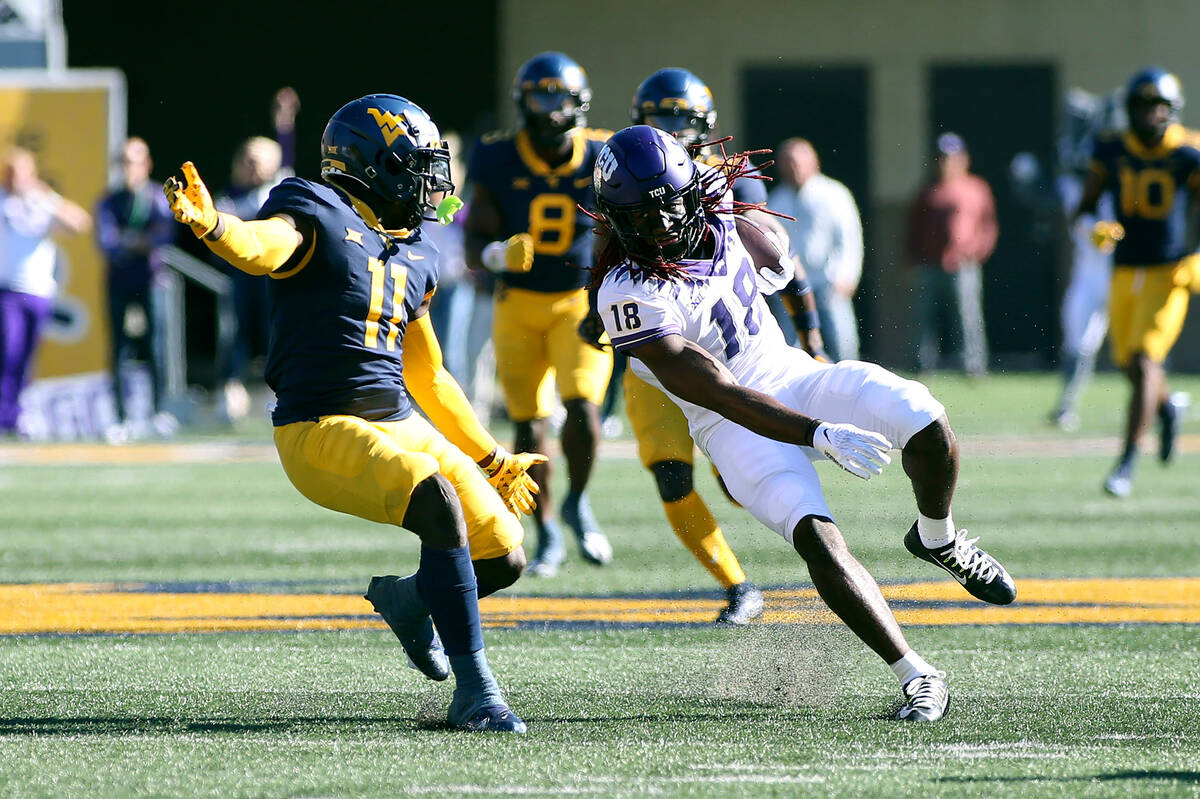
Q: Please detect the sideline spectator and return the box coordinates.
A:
[0,147,91,436]
[768,138,863,361]
[95,137,177,441]
[213,87,299,421]
[905,132,997,376]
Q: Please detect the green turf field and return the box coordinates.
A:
[1,372,1198,798]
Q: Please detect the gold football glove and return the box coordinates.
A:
[1090,220,1125,253]
[478,447,547,517]
[164,161,219,237]
[481,233,535,273]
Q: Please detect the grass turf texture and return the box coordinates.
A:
[1,372,1198,797]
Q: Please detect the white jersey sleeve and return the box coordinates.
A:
[597,268,688,353]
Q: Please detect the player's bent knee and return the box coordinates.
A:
[474,550,525,597]
[563,397,599,422]
[904,414,956,458]
[791,515,848,565]
[401,473,467,549]
[650,460,693,503]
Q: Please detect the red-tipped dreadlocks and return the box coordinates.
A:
[585,137,795,288]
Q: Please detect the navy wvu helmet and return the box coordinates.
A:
[1125,68,1184,140]
[320,94,454,230]
[631,68,718,149]
[594,125,705,263]
[512,52,591,145]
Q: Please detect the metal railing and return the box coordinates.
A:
[152,244,235,402]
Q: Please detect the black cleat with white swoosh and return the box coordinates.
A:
[904,523,1016,605]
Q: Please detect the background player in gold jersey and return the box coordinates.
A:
[1076,68,1200,497]
[465,52,614,576]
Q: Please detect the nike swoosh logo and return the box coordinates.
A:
[939,560,969,584]
[407,251,425,260]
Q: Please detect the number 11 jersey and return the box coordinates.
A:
[258,177,440,426]
[597,212,804,448]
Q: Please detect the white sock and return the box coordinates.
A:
[889,650,937,687]
[917,512,955,549]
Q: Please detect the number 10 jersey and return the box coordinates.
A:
[597,212,805,449]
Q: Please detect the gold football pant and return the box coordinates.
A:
[273,413,523,560]
[1108,258,1195,366]
[492,286,612,421]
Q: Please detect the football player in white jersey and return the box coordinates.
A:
[592,126,1018,722]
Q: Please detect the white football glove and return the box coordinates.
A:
[812,422,892,480]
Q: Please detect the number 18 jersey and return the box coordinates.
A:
[597,213,804,447]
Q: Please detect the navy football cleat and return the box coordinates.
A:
[904,524,1016,605]
[715,581,763,625]
[448,694,527,733]
[364,575,449,681]
[898,672,949,722]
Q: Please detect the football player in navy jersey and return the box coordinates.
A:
[1075,68,1200,497]
[465,52,615,576]
[164,94,541,733]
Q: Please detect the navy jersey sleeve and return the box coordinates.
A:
[416,234,441,298]
[257,177,327,222]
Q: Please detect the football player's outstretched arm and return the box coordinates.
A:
[164,161,304,274]
[402,297,546,515]
[629,333,889,479]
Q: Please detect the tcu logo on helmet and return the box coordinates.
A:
[596,145,618,181]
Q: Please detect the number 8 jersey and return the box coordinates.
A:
[258,177,440,426]
[597,212,804,447]
[467,127,610,292]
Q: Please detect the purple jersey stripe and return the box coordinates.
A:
[612,325,681,352]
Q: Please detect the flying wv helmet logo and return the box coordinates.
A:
[366,107,423,147]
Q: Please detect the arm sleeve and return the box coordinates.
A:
[598,276,688,354]
[402,313,498,462]
[203,214,303,276]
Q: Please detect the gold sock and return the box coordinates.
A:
[663,491,746,589]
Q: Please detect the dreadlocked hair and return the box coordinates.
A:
[586,137,794,289]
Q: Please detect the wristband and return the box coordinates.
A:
[790,276,813,297]
[804,417,823,448]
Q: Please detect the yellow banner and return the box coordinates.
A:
[0,81,115,378]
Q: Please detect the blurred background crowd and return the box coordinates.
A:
[1,0,1197,441]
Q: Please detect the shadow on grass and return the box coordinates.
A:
[0,717,428,735]
[938,771,1200,785]
[0,704,812,737]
